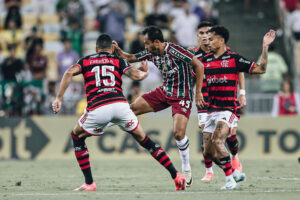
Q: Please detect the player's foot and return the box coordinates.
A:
[201,172,213,182]
[183,170,192,187]
[232,169,246,183]
[232,157,243,172]
[220,177,238,190]
[74,182,97,191]
[174,172,186,191]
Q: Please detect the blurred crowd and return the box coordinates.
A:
[0,0,219,116]
[0,0,299,117]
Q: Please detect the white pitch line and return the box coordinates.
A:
[10,189,300,196]
[255,177,300,181]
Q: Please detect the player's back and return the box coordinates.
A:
[76,52,132,111]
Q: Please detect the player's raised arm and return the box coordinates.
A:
[125,61,149,81]
[113,41,138,62]
[238,72,246,107]
[52,64,81,114]
[251,29,276,74]
[190,56,205,107]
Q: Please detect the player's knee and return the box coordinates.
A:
[173,130,185,141]
[212,138,223,150]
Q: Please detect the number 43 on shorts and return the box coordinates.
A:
[179,100,191,109]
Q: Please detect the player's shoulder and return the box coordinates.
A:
[168,42,188,52]
[226,50,241,58]
[201,52,214,62]
[195,48,207,59]
[167,42,194,58]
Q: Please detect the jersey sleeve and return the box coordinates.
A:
[134,50,152,61]
[235,54,256,74]
[169,44,195,64]
[74,58,84,73]
[119,58,133,75]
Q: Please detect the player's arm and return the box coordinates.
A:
[190,56,205,107]
[125,61,149,81]
[52,64,80,114]
[112,41,138,62]
[251,29,276,74]
[238,72,246,107]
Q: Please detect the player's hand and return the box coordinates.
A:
[188,46,197,52]
[238,94,247,108]
[139,60,149,72]
[195,92,205,108]
[112,40,121,54]
[52,98,62,114]
[263,29,276,47]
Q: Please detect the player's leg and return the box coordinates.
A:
[227,127,242,172]
[72,123,96,191]
[131,87,169,116]
[211,121,238,189]
[172,113,193,186]
[212,119,245,189]
[201,130,214,182]
[129,124,185,190]
[198,113,214,181]
[117,102,185,190]
[130,96,154,115]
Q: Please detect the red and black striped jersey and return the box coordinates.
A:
[192,47,209,113]
[135,42,194,100]
[201,49,255,114]
[75,52,132,111]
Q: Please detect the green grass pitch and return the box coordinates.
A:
[0,159,299,200]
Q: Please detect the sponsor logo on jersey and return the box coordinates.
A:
[239,58,251,64]
[207,75,228,85]
[169,48,187,60]
[222,55,230,59]
[97,88,117,93]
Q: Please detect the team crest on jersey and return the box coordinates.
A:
[162,63,168,71]
[221,60,229,68]
[125,120,135,128]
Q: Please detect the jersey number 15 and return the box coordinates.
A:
[91,65,115,87]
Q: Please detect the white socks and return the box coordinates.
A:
[206,167,213,173]
[176,136,191,171]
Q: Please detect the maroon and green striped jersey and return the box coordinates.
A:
[201,49,255,115]
[75,52,132,111]
[135,42,194,100]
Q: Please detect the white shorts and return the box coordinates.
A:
[78,102,139,136]
[203,111,239,135]
[198,113,208,127]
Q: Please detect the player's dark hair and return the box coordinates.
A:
[209,25,230,43]
[96,34,112,49]
[197,21,212,29]
[142,26,164,42]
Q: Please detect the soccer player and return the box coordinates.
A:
[201,26,275,189]
[113,26,205,187]
[52,34,186,191]
[192,21,245,182]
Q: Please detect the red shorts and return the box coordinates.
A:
[142,87,192,119]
